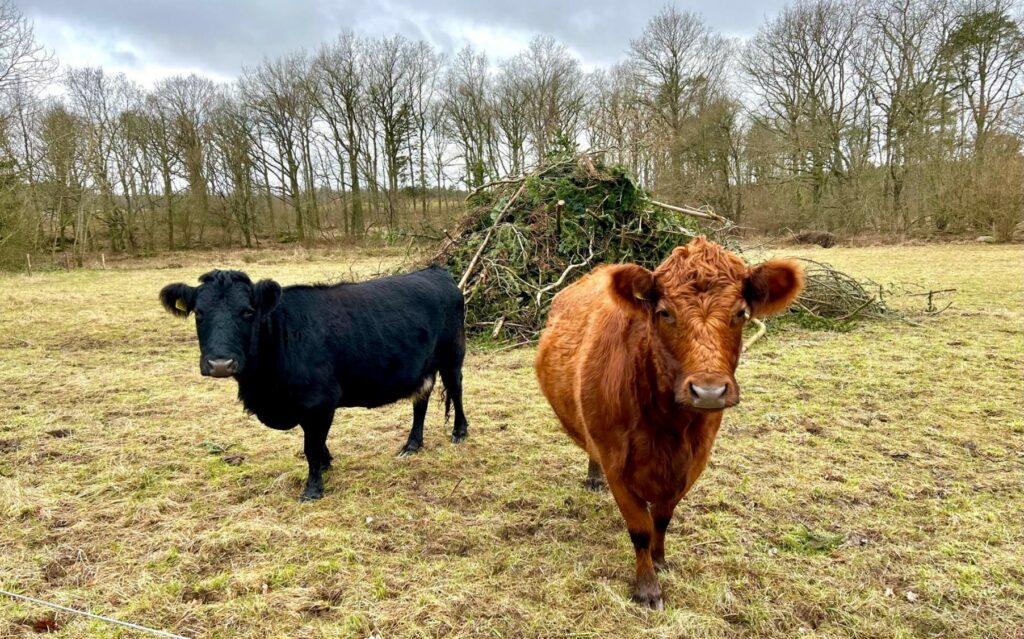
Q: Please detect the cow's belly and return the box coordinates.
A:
[256,412,300,430]
[338,365,433,409]
[240,380,340,427]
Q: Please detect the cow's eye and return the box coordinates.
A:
[656,307,673,322]
[241,308,255,320]
[735,307,750,323]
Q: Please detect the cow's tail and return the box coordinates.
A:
[442,386,452,424]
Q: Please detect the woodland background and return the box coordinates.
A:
[0,0,1022,269]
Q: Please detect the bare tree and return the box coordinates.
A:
[154,75,216,245]
[312,32,369,234]
[944,0,1024,153]
[208,90,260,246]
[513,35,586,160]
[365,35,416,230]
[241,55,310,241]
[409,41,444,217]
[629,8,728,136]
[494,60,530,176]
[65,68,143,254]
[743,0,871,228]
[37,102,86,245]
[587,64,654,181]
[442,46,494,189]
[0,0,54,94]
[863,0,957,228]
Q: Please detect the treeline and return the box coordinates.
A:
[0,0,1022,267]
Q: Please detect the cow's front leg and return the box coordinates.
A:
[650,497,682,572]
[299,410,334,501]
[605,469,661,609]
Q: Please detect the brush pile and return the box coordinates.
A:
[428,150,899,342]
[791,258,894,322]
[428,150,732,341]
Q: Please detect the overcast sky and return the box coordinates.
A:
[20,0,788,86]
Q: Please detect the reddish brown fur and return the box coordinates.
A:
[535,237,804,608]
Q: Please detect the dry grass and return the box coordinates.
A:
[1,244,1022,638]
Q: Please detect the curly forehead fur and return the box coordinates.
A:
[198,270,252,287]
[653,237,747,293]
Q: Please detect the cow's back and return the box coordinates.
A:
[536,266,631,454]
[242,264,465,415]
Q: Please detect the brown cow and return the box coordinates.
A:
[535,237,803,608]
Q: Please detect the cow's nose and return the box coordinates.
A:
[205,358,237,378]
[689,382,729,409]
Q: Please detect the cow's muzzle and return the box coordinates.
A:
[202,358,238,378]
[676,373,739,411]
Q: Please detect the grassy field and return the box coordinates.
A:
[1,243,1022,638]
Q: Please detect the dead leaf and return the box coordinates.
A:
[0,438,22,453]
[31,615,61,633]
[802,419,823,435]
[221,453,246,466]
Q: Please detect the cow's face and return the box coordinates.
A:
[611,237,803,411]
[160,270,281,378]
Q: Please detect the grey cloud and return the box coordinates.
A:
[109,45,139,68]
[21,0,788,79]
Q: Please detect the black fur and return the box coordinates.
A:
[160,264,469,500]
[629,531,651,552]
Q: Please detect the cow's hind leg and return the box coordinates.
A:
[439,365,468,444]
[583,458,607,492]
[399,373,435,457]
[299,410,334,501]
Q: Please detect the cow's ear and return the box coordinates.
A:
[744,259,804,318]
[253,279,282,315]
[609,264,658,312]
[160,283,197,318]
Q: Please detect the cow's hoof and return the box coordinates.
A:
[451,432,468,444]
[632,589,663,610]
[583,477,608,492]
[632,575,663,610]
[398,442,421,457]
[300,486,324,502]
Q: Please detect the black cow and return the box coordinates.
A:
[159,264,469,500]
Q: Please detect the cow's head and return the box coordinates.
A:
[159,270,281,378]
[610,237,803,411]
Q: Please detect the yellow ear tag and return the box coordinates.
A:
[634,290,646,300]
[175,299,188,312]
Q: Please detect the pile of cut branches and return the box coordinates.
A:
[791,258,895,323]
[428,150,902,343]
[428,150,732,341]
